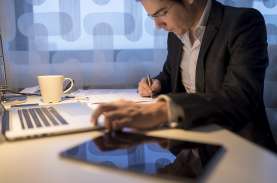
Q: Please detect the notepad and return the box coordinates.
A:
[72,89,153,104]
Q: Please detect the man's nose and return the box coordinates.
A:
[154,18,166,29]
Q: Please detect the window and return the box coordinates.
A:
[0,0,168,90]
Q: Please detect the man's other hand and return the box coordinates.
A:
[91,100,168,131]
[138,78,161,97]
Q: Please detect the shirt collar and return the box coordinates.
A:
[178,0,212,44]
[196,0,212,28]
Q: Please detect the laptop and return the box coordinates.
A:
[0,102,104,140]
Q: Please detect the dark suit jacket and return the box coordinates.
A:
[155,0,276,151]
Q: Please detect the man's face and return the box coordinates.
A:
[140,0,196,36]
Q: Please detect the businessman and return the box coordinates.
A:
[92,0,276,151]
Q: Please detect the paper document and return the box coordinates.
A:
[20,85,40,94]
[71,89,153,104]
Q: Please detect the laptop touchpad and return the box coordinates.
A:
[53,103,92,123]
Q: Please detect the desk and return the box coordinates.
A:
[1,90,277,183]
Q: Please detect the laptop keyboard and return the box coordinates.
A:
[17,107,68,130]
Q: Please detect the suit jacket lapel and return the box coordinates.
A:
[196,26,218,92]
[173,38,184,92]
[196,0,223,93]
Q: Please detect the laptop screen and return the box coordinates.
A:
[0,101,5,134]
[61,131,224,181]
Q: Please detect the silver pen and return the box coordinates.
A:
[147,74,153,98]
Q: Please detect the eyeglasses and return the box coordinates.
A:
[148,2,176,19]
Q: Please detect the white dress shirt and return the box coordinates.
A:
[179,0,212,93]
[158,0,212,126]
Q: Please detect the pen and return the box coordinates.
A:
[64,95,75,99]
[147,74,153,98]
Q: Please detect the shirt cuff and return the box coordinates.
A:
[156,95,185,128]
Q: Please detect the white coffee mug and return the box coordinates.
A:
[38,75,74,103]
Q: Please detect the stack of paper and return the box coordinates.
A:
[71,89,153,104]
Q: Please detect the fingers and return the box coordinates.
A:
[103,108,138,130]
[91,101,137,130]
[105,117,131,131]
[151,79,161,94]
[138,78,153,97]
[138,78,161,97]
[91,104,118,126]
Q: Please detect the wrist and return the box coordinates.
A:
[153,100,168,125]
[155,95,185,128]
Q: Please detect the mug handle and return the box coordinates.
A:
[63,78,74,94]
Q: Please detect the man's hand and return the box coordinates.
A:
[138,78,161,97]
[91,100,168,131]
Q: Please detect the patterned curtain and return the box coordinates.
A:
[0,0,277,90]
[0,0,167,90]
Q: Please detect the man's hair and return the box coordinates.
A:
[136,0,183,2]
[135,0,184,5]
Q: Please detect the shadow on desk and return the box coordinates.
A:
[0,135,5,144]
[191,125,222,133]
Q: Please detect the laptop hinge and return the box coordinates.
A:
[1,110,9,134]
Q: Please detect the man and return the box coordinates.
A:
[92,0,276,151]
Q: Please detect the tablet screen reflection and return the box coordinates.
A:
[61,131,223,181]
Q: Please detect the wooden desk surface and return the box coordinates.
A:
[1,92,277,183]
[0,126,277,183]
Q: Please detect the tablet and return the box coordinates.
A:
[60,131,224,182]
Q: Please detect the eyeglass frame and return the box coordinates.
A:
[148,2,176,19]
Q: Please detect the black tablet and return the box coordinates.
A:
[60,131,224,182]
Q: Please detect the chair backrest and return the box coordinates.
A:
[264,45,277,144]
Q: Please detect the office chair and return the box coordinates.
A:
[264,44,277,145]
